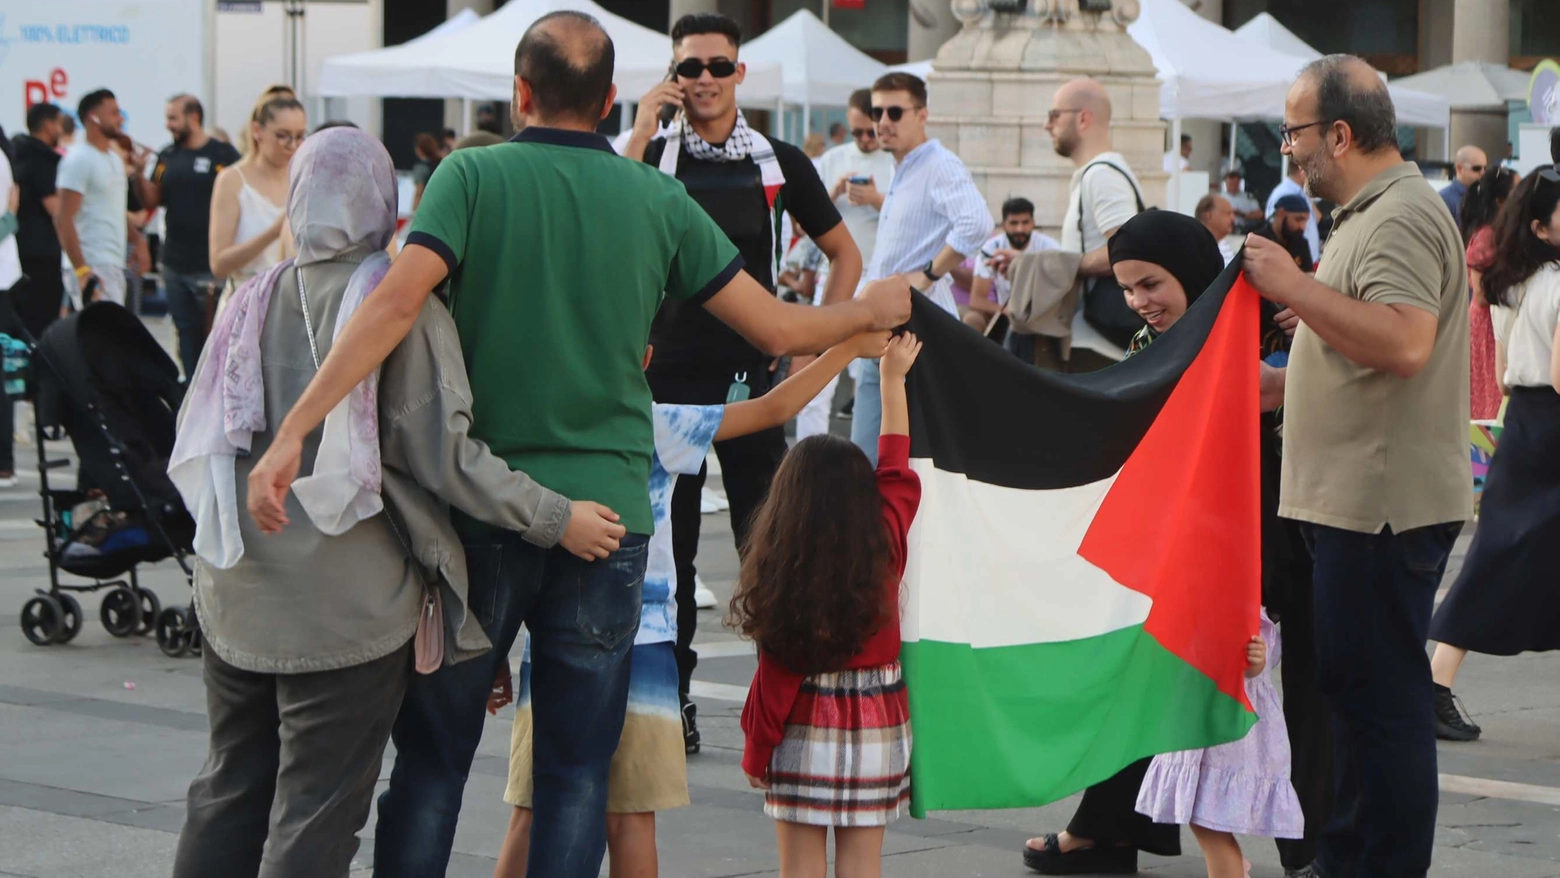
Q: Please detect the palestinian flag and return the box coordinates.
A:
[900,262,1262,816]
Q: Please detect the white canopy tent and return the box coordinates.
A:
[887,59,934,79]
[1393,61,1534,111]
[319,0,783,114]
[1232,12,1452,130]
[736,10,887,138]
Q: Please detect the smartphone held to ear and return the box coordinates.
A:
[658,63,681,127]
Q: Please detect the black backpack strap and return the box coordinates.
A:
[1076,160,1146,251]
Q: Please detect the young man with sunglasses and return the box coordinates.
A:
[623,12,862,756]
[848,71,992,464]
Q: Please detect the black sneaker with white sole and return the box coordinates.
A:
[682,701,701,754]
[1434,687,1481,741]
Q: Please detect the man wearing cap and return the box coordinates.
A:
[1221,163,1265,226]
[1255,194,1315,274]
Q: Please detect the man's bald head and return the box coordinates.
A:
[1452,144,1488,186]
[514,10,615,126]
[1058,77,1113,126]
[1294,54,1398,155]
[1048,77,1114,161]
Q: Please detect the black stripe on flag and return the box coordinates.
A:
[905,256,1242,490]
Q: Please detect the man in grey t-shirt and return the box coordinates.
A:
[54,89,130,306]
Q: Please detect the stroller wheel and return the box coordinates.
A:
[100,587,141,638]
[155,607,193,658]
[133,588,161,636]
[20,595,64,646]
[55,594,84,644]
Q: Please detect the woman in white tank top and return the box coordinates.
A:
[209,96,305,291]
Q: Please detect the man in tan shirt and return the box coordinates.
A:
[1243,56,1469,878]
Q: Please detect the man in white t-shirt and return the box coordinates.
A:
[1266,161,1321,264]
[1045,78,1145,370]
[806,89,898,436]
[1163,133,1192,174]
[816,89,899,271]
[54,89,130,306]
[964,197,1059,330]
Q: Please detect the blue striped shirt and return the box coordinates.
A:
[865,139,994,314]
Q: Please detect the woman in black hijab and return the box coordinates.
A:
[1024,211,1328,878]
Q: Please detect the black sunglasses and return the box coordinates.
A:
[674,58,738,80]
[869,105,917,122]
[1279,119,1332,147]
[850,127,876,139]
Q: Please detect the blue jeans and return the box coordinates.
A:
[849,358,882,465]
[1304,521,1462,878]
[162,267,214,380]
[372,530,648,878]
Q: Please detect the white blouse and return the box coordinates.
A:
[1492,263,1560,389]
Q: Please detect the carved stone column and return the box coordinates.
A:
[924,0,1168,236]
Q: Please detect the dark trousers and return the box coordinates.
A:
[373,530,648,878]
[1274,556,1333,872]
[1066,758,1182,856]
[172,642,412,878]
[649,368,787,699]
[162,266,215,380]
[1305,521,1462,878]
[14,258,64,341]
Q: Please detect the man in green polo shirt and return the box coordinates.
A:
[1243,55,1468,878]
[242,11,909,878]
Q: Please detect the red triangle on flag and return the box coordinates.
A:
[1077,276,1263,709]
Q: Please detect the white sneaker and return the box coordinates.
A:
[0,475,16,489]
[700,488,730,515]
[694,576,717,609]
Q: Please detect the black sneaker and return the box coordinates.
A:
[1434,688,1481,741]
[682,701,701,754]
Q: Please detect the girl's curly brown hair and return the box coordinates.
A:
[727,434,894,676]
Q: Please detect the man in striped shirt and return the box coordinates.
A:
[850,71,993,463]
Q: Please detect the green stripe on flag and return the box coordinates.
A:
[901,625,1256,817]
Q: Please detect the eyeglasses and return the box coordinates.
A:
[273,130,306,147]
[850,127,877,140]
[1046,108,1083,123]
[869,105,917,122]
[1468,164,1486,173]
[674,58,738,80]
[1279,119,1331,147]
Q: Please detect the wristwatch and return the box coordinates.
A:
[922,262,944,282]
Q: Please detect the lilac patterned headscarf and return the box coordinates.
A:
[170,128,399,566]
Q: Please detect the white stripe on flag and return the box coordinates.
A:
[901,459,1151,649]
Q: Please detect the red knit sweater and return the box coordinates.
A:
[739,433,922,778]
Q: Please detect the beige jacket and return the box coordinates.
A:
[190,260,570,674]
[1006,249,1084,340]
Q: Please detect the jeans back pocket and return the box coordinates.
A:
[574,535,649,651]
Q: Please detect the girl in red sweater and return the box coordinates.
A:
[730,332,923,878]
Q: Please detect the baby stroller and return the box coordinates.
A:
[9,293,202,657]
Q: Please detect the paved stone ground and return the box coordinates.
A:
[0,316,1558,877]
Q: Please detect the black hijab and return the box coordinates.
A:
[1106,209,1226,309]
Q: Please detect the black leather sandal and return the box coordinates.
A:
[1022,833,1139,875]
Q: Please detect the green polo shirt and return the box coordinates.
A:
[406,127,743,535]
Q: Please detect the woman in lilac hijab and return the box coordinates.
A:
[170,127,579,877]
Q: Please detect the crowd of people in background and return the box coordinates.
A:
[2,7,1559,878]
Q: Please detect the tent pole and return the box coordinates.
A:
[1171,117,1183,214]
[1228,120,1239,172]
[803,100,812,140]
[777,98,785,138]
[1443,126,1451,163]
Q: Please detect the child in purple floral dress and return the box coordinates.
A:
[1136,609,1303,877]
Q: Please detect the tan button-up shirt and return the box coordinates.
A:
[1280,162,1471,534]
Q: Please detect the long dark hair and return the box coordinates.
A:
[1483,170,1560,309]
[727,435,894,676]
[1459,164,1518,244]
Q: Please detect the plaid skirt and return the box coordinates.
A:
[765,661,912,827]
